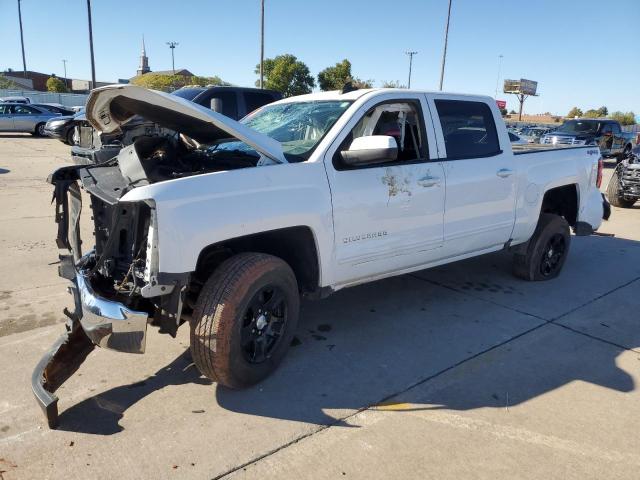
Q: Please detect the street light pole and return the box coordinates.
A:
[494,54,503,98]
[166,42,179,74]
[62,59,68,90]
[405,51,417,89]
[86,0,96,90]
[259,0,265,89]
[438,0,452,91]
[17,0,27,78]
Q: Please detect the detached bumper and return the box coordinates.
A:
[32,258,148,428]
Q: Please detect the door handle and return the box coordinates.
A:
[418,175,441,187]
[496,168,514,178]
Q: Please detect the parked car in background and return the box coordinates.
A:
[607,144,640,208]
[171,86,282,120]
[44,110,85,145]
[0,103,61,136]
[508,132,528,144]
[520,126,553,143]
[542,119,634,161]
[0,96,30,104]
[33,103,76,116]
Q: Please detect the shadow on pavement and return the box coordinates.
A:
[57,235,640,435]
[0,168,9,174]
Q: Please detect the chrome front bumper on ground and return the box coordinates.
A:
[32,257,148,428]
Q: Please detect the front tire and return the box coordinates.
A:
[190,253,299,389]
[513,213,571,281]
[606,168,636,208]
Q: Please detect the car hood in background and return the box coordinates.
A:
[86,85,286,163]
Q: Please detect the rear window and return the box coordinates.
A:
[244,92,276,115]
[435,100,501,159]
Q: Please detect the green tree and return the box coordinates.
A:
[46,76,67,93]
[609,111,637,126]
[255,54,315,97]
[566,107,583,118]
[0,74,20,89]
[596,106,608,117]
[381,80,406,88]
[509,109,517,115]
[583,109,600,118]
[318,59,352,91]
[499,108,508,116]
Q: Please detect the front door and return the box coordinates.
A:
[325,94,445,286]
[429,96,516,255]
[0,104,15,131]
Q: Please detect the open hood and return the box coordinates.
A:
[85,85,286,163]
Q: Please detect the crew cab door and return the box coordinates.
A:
[609,122,625,153]
[324,93,444,286]
[428,95,516,255]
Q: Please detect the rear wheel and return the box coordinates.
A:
[606,168,636,208]
[513,213,571,281]
[190,253,299,389]
[33,123,46,137]
[65,128,75,145]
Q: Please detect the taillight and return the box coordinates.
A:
[596,157,603,188]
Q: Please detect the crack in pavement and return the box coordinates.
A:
[213,274,640,478]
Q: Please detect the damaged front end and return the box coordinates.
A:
[32,164,187,428]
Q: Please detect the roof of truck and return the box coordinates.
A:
[275,88,493,103]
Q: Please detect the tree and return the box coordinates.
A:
[381,80,406,88]
[596,106,608,117]
[583,109,600,118]
[130,73,227,92]
[609,111,637,126]
[509,109,517,115]
[318,59,352,91]
[255,54,315,97]
[499,108,508,116]
[0,74,20,89]
[46,76,67,93]
[566,107,582,118]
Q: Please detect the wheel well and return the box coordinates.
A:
[540,184,578,226]
[194,226,320,295]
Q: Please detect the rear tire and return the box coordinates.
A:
[33,123,46,137]
[513,213,571,281]
[190,253,299,389]
[606,168,636,208]
[65,128,75,145]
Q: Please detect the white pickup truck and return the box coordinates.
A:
[34,85,608,427]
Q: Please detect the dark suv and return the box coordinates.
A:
[171,86,282,120]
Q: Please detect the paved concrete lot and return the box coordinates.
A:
[0,135,638,479]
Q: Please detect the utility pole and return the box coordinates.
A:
[259,0,265,88]
[494,54,503,98]
[438,0,452,91]
[166,42,179,74]
[405,51,417,89]
[17,0,27,78]
[86,0,96,89]
[62,59,68,90]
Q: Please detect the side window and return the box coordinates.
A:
[434,100,501,159]
[601,124,612,134]
[12,105,37,115]
[244,92,276,114]
[610,123,621,134]
[334,100,426,169]
[0,105,9,115]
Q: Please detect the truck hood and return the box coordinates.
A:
[85,84,287,163]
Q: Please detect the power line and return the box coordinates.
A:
[405,51,418,89]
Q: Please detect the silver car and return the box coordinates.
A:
[0,103,60,136]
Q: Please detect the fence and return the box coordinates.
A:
[0,89,88,108]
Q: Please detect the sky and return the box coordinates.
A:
[1,0,639,116]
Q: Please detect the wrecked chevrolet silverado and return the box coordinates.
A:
[34,85,608,428]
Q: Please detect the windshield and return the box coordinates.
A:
[211,100,352,162]
[556,120,600,135]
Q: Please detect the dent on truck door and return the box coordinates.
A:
[325,96,445,286]
[432,98,516,254]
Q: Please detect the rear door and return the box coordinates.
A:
[324,93,445,286]
[0,104,14,131]
[12,104,42,132]
[428,96,516,255]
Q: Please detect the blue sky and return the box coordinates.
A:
[2,0,639,115]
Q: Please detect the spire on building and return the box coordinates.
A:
[137,35,151,76]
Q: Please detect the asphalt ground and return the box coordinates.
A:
[0,134,638,479]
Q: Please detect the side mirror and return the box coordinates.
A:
[341,135,398,167]
[210,98,224,113]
